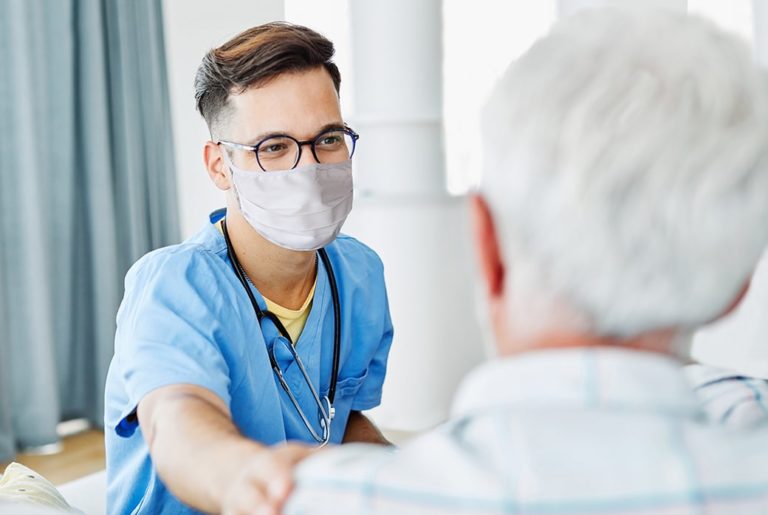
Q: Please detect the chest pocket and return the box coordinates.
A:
[333,368,368,399]
[326,368,370,444]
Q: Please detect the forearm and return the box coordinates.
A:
[342,411,391,445]
[145,393,264,512]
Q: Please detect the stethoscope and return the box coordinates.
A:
[220,216,341,446]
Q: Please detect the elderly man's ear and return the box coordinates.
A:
[470,194,505,300]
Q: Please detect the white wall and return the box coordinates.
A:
[443,1,557,195]
[162,0,285,239]
[693,253,768,379]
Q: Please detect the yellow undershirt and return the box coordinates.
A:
[217,220,316,343]
[263,280,316,344]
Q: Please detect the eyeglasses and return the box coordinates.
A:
[218,126,359,172]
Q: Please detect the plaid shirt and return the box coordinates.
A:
[287,348,768,514]
[686,364,768,429]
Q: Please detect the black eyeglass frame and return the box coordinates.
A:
[217,125,359,172]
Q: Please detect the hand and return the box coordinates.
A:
[220,442,316,515]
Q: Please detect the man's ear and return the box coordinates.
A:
[203,141,232,191]
[469,194,505,299]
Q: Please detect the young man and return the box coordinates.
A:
[286,8,768,514]
[104,22,393,514]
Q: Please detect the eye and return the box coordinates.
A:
[316,132,345,149]
[321,135,342,145]
[260,142,288,154]
[257,136,294,158]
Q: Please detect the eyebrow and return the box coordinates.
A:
[242,122,346,146]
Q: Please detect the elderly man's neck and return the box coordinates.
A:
[501,329,680,358]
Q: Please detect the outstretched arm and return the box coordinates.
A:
[138,384,315,514]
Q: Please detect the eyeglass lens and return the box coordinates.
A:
[255,129,355,171]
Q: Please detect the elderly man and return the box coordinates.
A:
[286,8,768,514]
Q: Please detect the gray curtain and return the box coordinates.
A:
[0,0,179,462]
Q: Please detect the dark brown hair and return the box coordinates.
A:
[194,22,341,133]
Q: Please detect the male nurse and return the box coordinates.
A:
[104,22,393,515]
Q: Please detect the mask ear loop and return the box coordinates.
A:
[219,148,246,211]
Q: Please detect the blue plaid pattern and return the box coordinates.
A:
[687,364,768,428]
[288,348,768,514]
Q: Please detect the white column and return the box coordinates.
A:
[753,0,768,65]
[348,0,444,196]
[345,0,484,431]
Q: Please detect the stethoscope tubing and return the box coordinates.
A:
[221,218,342,415]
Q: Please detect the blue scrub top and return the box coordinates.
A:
[104,214,394,514]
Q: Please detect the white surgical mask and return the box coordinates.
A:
[223,151,354,251]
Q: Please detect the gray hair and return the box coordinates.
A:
[480,8,768,337]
